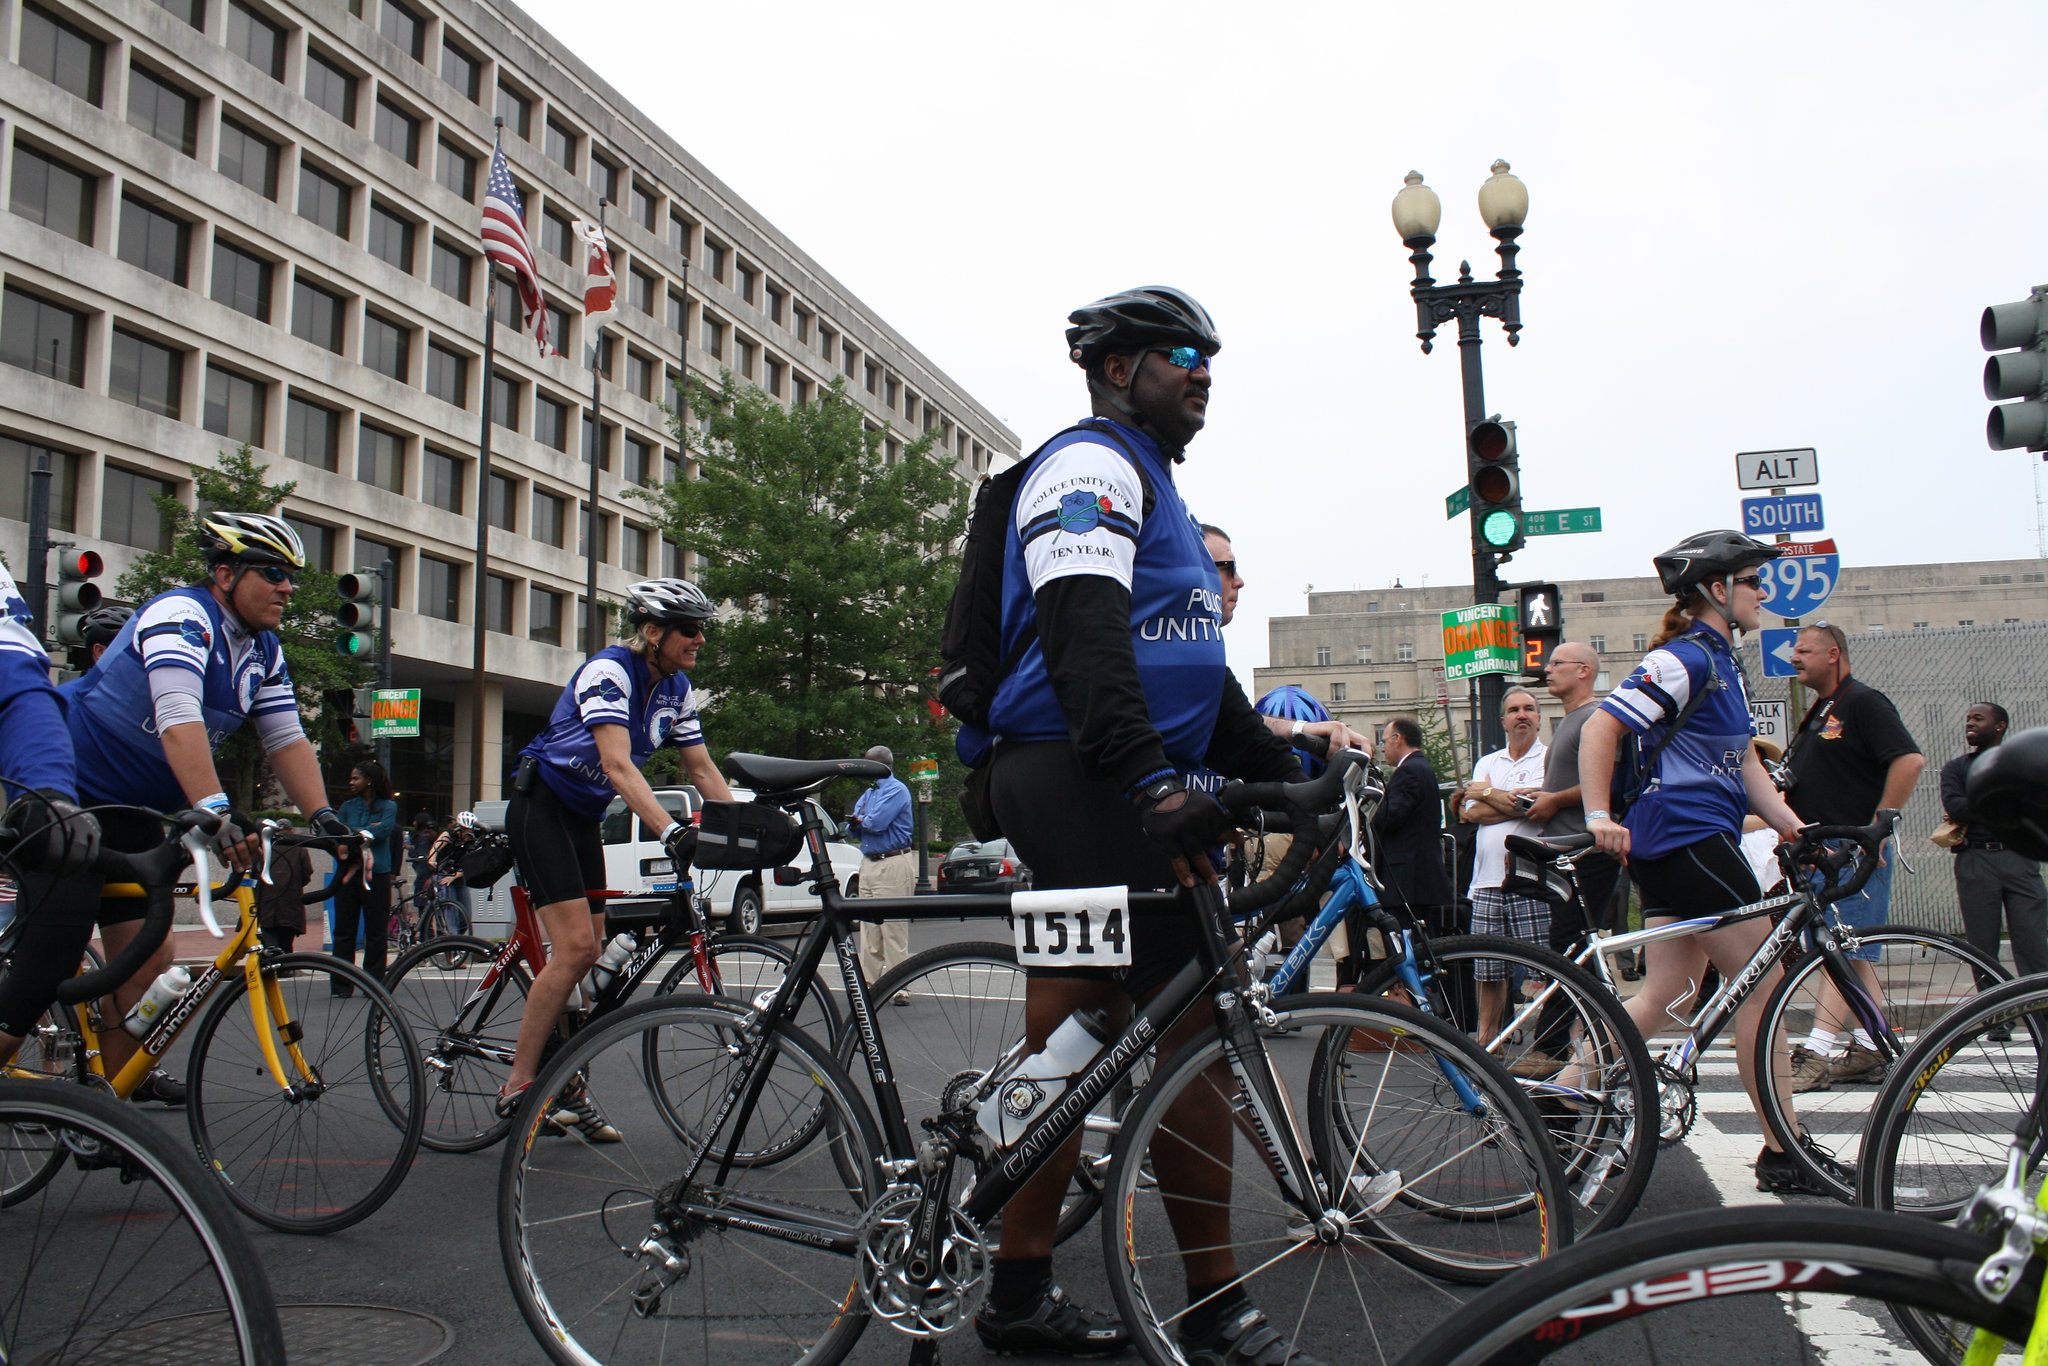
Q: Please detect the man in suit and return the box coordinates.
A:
[1371,716,1455,934]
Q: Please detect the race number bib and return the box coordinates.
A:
[1011,887,1132,968]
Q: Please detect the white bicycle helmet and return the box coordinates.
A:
[624,578,713,626]
[199,512,306,569]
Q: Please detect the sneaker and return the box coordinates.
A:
[1987,1025,2016,1044]
[1754,1142,1856,1196]
[130,1069,187,1107]
[548,1082,621,1143]
[1181,1303,1328,1366]
[1507,1049,1563,1080]
[975,1283,1128,1357]
[1787,1045,1833,1094]
[1822,1042,1887,1086]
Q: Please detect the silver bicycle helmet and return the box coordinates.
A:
[199,512,306,569]
[624,578,713,626]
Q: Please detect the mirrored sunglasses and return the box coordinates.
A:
[252,565,298,585]
[1159,346,1212,372]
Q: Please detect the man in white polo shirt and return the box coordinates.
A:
[1460,687,1550,1044]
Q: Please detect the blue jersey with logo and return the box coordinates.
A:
[977,421,1226,769]
[1600,627,1755,861]
[65,588,295,809]
[520,645,703,821]
[0,556,76,801]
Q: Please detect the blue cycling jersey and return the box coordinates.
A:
[519,645,703,821]
[976,420,1225,768]
[0,555,77,802]
[65,588,295,809]
[1601,627,1756,861]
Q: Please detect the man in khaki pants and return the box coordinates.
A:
[848,745,916,993]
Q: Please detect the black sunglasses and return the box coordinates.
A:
[1732,574,1764,590]
[1153,346,1212,373]
[669,620,707,639]
[1213,560,1238,578]
[251,565,298,586]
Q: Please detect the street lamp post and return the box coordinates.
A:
[1393,161,1529,756]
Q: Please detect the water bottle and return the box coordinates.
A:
[123,966,192,1037]
[584,933,637,997]
[976,1010,1112,1146]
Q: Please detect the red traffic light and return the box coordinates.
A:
[61,550,102,580]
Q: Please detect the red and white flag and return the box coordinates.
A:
[480,139,553,357]
[572,219,616,326]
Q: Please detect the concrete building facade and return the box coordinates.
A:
[1254,557,2048,767]
[1,0,1017,811]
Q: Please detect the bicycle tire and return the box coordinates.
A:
[0,1077,289,1364]
[424,898,471,967]
[1755,925,2008,1202]
[380,934,531,1153]
[1104,994,1570,1366]
[1358,934,1658,1240]
[0,999,85,1206]
[187,952,426,1233]
[499,995,883,1366]
[1390,1203,2033,1365]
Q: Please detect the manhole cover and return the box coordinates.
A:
[24,1303,453,1365]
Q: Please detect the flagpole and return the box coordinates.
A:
[469,121,505,810]
[585,198,607,652]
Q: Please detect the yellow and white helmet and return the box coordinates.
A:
[200,512,306,569]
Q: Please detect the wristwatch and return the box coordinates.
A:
[1585,809,1613,822]
[1290,719,1307,739]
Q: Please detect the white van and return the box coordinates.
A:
[599,786,863,933]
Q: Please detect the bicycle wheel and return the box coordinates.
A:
[1359,934,1656,1239]
[500,996,883,1366]
[0,999,86,1206]
[380,934,531,1153]
[0,1077,288,1364]
[653,929,840,1046]
[1756,925,2008,1202]
[424,898,470,967]
[1104,995,1570,1366]
[1391,1204,2032,1365]
[187,952,426,1233]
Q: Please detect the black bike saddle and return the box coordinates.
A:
[1503,832,1596,865]
[723,752,890,799]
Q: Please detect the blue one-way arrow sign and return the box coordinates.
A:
[1761,627,1800,677]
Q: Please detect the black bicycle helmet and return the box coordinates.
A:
[1652,530,1782,597]
[199,512,306,569]
[1065,287,1221,367]
[1965,727,2048,860]
[77,603,133,648]
[624,578,713,626]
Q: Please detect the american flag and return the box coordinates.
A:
[481,140,552,356]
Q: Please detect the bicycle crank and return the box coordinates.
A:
[1655,1062,1697,1147]
[856,1186,989,1337]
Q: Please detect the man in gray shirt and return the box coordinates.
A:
[1525,642,1622,942]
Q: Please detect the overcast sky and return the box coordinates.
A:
[521,0,2048,688]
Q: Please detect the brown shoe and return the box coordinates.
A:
[1507,1048,1564,1079]
[1822,1041,1887,1086]
[1787,1044,1833,1094]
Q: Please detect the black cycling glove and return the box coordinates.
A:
[2,790,101,873]
[1131,775,1230,886]
[662,823,698,877]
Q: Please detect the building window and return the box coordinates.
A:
[1397,642,1415,662]
[590,152,620,204]
[1580,591,1606,603]
[226,2,287,80]
[20,4,104,106]
[373,98,421,166]
[419,555,461,622]
[217,116,280,200]
[581,506,607,560]
[379,0,427,60]
[366,202,416,273]
[1959,619,1976,627]
[154,0,204,23]
[297,164,353,238]
[108,329,184,418]
[361,311,410,382]
[623,182,655,231]
[283,516,332,571]
[495,83,531,139]
[702,315,725,360]
[764,285,786,325]
[542,116,576,172]
[1869,623,1888,632]
[620,522,648,574]
[436,139,477,201]
[792,307,812,344]
[211,239,272,321]
[11,145,98,245]
[703,238,727,281]
[426,341,469,409]
[668,211,693,258]
[101,465,173,552]
[440,39,482,102]
[733,264,757,305]
[540,208,573,263]
[400,450,456,520]
[487,472,516,530]
[623,350,655,401]
[490,370,520,430]
[532,490,566,547]
[1355,646,1371,664]
[353,535,400,592]
[546,302,573,357]
[884,375,899,409]
[1913,621,1929,629]
[1315,646,1332,667]
[734,336,756,379]
[1,288,84,387]
[534,394,570,451]
[1366,601,1380,613]
[1590,634,1607,654]
[791,374,810,406]
[291,277,347,353]
[484,572,515,633]
[305,50,358,124]
[665,291,687,337]
[284,393,341,470]
[430,237,473,303]
[357,421,404,492]
[763,356,784,396]
[1329,681,1348,703]
[0,436,79,530]
[2027,572,2047,584]
[203,363,267,445]
[580,415,611,470]
[529,587,562,645]
[127,66,198,156]
[864,361,879,394]
[1375,681,1392,702]
[623,435,652,486]
[1632,632,1648,653]
[1980,573,2015,585]
[629,268,656,315]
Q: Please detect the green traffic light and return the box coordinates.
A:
[1480,508,1520,548]
[335,631,373,656]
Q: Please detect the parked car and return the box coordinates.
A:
[599,786,863,933]
[936,839,1032,894]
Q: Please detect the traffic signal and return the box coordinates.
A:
[321,689,362,745]
[335,570,379,657]
[1983,286,2048,452]
[1517,583,1562,677]
[1468,416,1524,553]
[52,548,103,648]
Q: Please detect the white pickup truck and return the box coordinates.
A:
[598,786,864,933]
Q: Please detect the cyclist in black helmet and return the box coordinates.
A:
[1575,530,1827,1193]
[67,602,133,673]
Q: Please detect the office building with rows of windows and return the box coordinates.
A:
[2,0,1018,810]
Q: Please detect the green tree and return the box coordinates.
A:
[113,445,372,807]
[633,375,970,809]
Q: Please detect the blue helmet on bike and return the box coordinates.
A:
[1256,686,1331,778]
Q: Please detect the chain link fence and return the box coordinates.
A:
[1736,621,2048,936]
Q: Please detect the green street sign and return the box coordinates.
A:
[1445,485,1470,519]
[1524,507,1603,537]
[368,688,421,740]
[1440,603,1522,681]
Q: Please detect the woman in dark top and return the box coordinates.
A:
[331,760,399,993]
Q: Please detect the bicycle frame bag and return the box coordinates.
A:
[459,832,516,889]
[1609,635,1719,821]
[696,800,804,870]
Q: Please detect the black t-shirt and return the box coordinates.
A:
[1785,676,1920,826]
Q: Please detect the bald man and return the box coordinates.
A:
[1525,641,1625,941]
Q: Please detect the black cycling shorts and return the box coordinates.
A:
[0,809,168,1037]
[506,773,607,910]
[1629,830,1761,921]
[987,740,1200,1002]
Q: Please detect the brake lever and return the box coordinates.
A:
[259,819,280,886]
[182,825,224,938]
